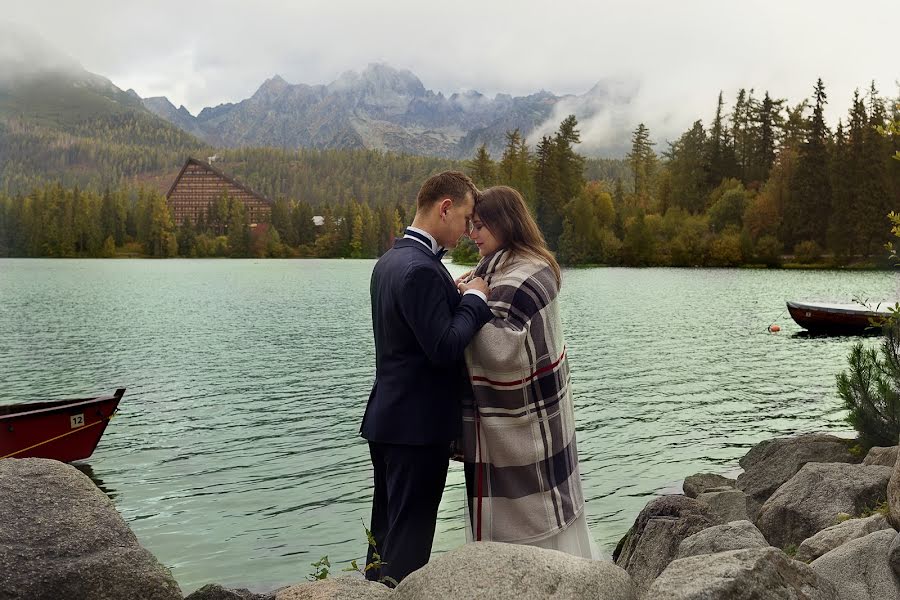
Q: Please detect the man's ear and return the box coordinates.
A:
[438,198,453,219]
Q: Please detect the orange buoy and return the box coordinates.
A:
[768,324,781,333]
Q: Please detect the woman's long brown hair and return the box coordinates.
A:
[474,186,561,287]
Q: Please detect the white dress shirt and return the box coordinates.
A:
[404,226,487,303]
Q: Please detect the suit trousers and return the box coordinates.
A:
[365,441,449,585]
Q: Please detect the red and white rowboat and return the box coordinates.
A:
[0,388,124,462]
[787,301,894,335]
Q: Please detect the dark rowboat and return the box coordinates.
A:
[786,301,892,335]
[0,388,124,462]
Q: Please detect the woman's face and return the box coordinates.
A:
[470,215,503,256]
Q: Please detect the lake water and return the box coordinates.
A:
[0,259,897,594]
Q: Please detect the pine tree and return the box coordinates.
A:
[556,116,585,204]
[536,115,586,249]
[100,188,125,246]
[827,119,854,258]
[665,121,709,213]
[626,123,656,200]
[835,91,868,256]
[210,192,230,236]
[360,202,380,257]
[226,197,250,257]
[498,130,522,185]
[177,216,198,257]
[781,101,810,152]
[72,187,102,256]
[350,211,364,258]
[391,208,405,245]
[731,89,754,181]
[498,130,535,204]
[784,79,831,248]
[394,202,408,231]
[271,199,296,246]
[146,192,177,257]
[52,186,76,257]
[468,144,496,188]
[837,322,900,448]
[293,201,316,247]
[858,82,894,255]
[749,92,784,183]
[534,136,561,245]
[515,134,537,205]
[706,92,737,187]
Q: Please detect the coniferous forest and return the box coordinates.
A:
[0,80,897,266]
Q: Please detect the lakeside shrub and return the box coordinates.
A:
[754,235,783,266]
[451,237,480,265]
[836,320,900,448]
[793,240,823,264]
[708,228,744,266]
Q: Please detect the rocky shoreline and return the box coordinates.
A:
[2,432,900,599]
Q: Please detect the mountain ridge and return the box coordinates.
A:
[0,26,207,195]
[141,63,636,157]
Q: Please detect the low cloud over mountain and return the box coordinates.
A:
[142,64,642,158]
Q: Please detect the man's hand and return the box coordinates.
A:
[458,277,489,298]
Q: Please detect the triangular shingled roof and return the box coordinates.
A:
[166,157,273,205]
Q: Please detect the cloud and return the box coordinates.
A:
[527,78,645,157]
[2,0,897,148]
[0,21,82,82]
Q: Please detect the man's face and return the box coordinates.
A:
[441,193,474,249]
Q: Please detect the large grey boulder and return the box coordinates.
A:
[889,440,900,529]
[890,532,900,578]
[682,473,735,498]
[736,433,859,520]
[275,578,390,600]
[810,529,900,600]
[739,438,779,470]
[646,547,839,599]
[392,542,635,600]
[864,445,899,467]
[186,584,275,600]
[795,513,892,563]
[0,458,182,600]
[676,520,769,559]
[696,489,750,523]
[613,495,717,597]
[757,462,891,548]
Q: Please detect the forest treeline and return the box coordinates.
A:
[0,79,896,266]
[455,80,898,267]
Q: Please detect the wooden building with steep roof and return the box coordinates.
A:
[166,157,272,229]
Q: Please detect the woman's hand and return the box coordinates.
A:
[458,277,489,298]
[454,270,474,286]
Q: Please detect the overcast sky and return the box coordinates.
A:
[4,0,897,144]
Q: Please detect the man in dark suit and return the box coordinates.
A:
[361,171,492,585]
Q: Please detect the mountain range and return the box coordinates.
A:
[0,28,634,195]
[0,27,205,195]
[141,64,638,159]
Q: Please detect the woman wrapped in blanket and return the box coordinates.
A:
[458,185,601,559]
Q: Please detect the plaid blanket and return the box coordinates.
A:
[461,249,585,543]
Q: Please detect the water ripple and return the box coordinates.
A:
[0,259,896,594]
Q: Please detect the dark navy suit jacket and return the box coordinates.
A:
[361,237,492,445]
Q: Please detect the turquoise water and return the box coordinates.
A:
[0,259,896,593]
